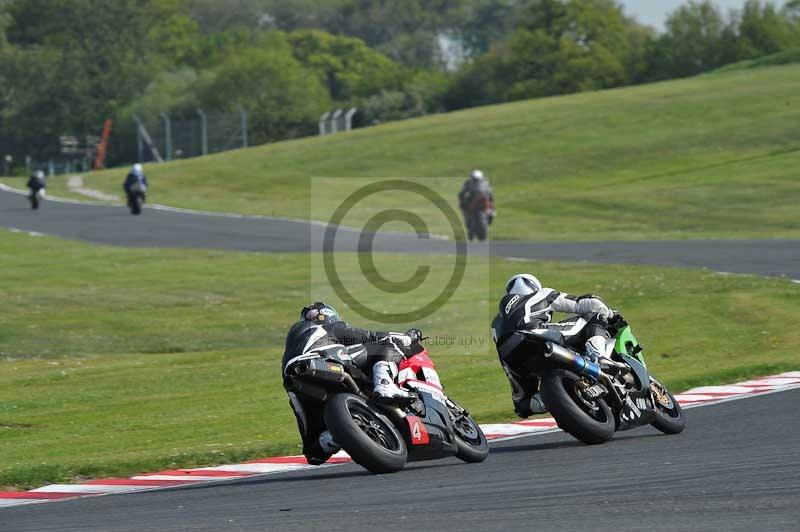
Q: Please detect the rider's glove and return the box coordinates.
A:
[388,333,413,348]
[404,328,422,343]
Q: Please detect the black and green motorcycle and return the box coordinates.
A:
[519,312,686,445]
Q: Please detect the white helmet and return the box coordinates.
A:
[132,163,143,174]
[34,170,45,179]
[470,169,485,180]
[505,274,542,296]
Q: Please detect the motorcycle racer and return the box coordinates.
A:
[458,170,495,240]
[282,302,418,464]
[491,274,614,418]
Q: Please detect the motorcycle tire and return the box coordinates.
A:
[30,196,39,210]
[649,377,686,435]
[323,393,407,474]
[473,212,488,241]
[447,401,489,463]
[130,195,143,215]
[540,369,615,445]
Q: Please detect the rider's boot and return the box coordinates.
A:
[372,361,411,401]
[318,430,340,455]
[529,393,548,414]
[586,335,627,374]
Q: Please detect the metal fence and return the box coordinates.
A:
[135,109,248,163]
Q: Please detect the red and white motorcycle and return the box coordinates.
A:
[284,332,489,473]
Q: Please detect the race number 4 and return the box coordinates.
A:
[406,416,430,445]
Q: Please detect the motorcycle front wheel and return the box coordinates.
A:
[323,393,407,474]
[130,195,143,215]
[649,377,686,435]
[540,369,615,445]
[447,399,489,463]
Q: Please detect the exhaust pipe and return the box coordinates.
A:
[544,343,602,381]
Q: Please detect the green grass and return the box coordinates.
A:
[1,228,799,490]
[12,64,800,241]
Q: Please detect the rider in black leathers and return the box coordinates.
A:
[27,170,46,208]
[282,302,416,465]
[123,163,148,206]
[491,274,613,418]
[458,170,494,220]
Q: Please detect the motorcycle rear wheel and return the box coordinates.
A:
[540,369,615,445]
[473,212,488,241]
[649,377,686,435]
[323,393,407,474]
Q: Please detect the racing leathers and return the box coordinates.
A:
[491,289,612,418]
[27,174,46,194]
[281,319,411,464]
[123,171,148,201]
[458,178,494,217]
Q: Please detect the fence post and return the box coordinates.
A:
[319,111,331,135]
[344,108,358,131]
[197,109,208,156]
[48,160,54,176]
[134,115,164,163]
[160,112,173,161]
[25,156,31,175]
[330,109,343,134]
[240,108,248,148]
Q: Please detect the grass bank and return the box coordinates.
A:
[12,64,800,241]
[1,229,798,489]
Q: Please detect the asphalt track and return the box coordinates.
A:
[1,189,799,280]
[3,389,799,532]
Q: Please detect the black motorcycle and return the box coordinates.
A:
[28,188,45,210]
[283,333,489,474]
[511,313,685,444]
[127,183,146,215]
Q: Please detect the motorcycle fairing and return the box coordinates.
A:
[616,355,656,430]
[403,390,458,461]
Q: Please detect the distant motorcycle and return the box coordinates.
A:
[127,182,147,215]
[27,171,46,210]
[28,188,46,210]
[510,312,685,445]
[464,193,494,242]
[284,331,489,474]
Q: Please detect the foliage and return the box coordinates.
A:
[261,0,470,67]
[447,0,651,107]
[643,0,800,80]
[199,36,331,143]
[287,30,406,101]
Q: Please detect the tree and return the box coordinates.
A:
[187,0,266,33]
[287,30,406,101]
[644,0,729,79]
[736,0,800,58]
[261,0,469,68]
[447,0,649,107]
[3,0,199,153]
[199,36,331,143]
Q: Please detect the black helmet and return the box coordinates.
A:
[300,302,340,324]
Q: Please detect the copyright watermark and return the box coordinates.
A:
[310,177,489,328]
